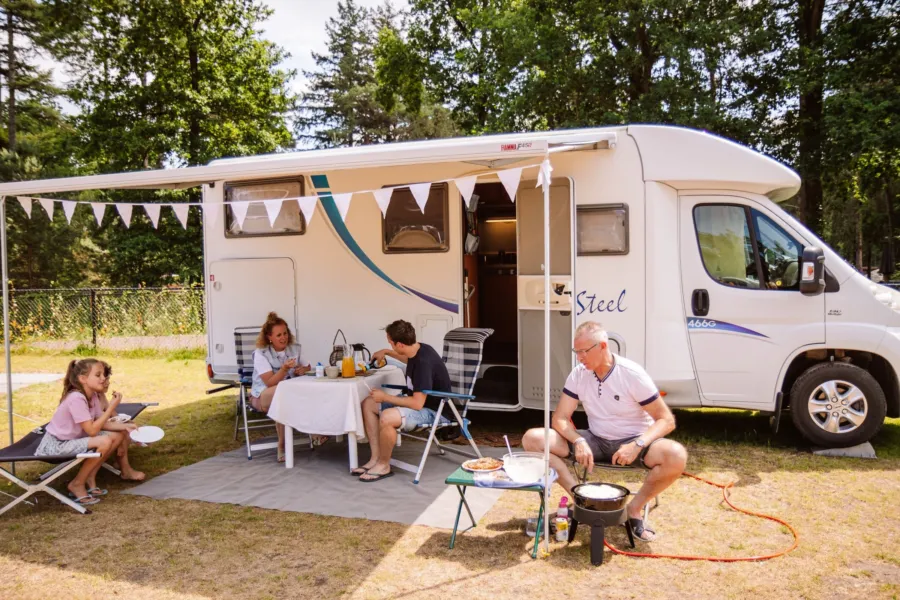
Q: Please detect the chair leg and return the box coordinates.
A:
[446,401,482,459]
[413,400,446,485]
[233,395,241,441]
[241,387,253,460]
[0,454,100,516]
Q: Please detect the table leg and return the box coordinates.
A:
[449,485,476,550]
[532,493,545,559]
[348,432,358,472]
[285,425,294,469]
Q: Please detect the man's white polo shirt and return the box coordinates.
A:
[562,354,659,440]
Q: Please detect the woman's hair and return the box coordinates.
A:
[256,312,295,348]
[60,358,101,404]
[101,361,112,378]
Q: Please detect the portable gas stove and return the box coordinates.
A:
[567,503,636,565]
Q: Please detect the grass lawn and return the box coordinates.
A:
[1,348,899,600]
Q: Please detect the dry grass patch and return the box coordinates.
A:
[1,349,899,599]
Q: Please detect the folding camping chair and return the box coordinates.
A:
[1,402,156,516]
[387,327,493,484]
[233,326,313,460]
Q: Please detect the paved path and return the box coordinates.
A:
[0,373,65,394]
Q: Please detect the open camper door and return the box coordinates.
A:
[207,257,297,376]
[517,179,574,410]
[679,195,825,409]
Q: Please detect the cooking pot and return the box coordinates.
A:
[571,482,631,512]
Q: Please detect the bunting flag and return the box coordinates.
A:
[172,204,190,229]
[61,200,77,224]
[455,176,477,211]
[230,201,250,229]
[498,167,523,203]
[536,158,553,192]
[39,198,55,220]
[409,182,431,213]
[373,188,393,217]
[263,199,283,228]
[17,197,32,218]
[144,204,161,228]
[298,196,317,226]
[117,203,133,228]
[91,203,106,226]
[332,192,353,222]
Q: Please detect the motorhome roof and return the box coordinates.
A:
[0,125,800,200]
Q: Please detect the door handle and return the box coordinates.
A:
[691,289,709,316]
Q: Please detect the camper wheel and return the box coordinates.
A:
[789,362,886,448]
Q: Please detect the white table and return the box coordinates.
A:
[267,366,405,471]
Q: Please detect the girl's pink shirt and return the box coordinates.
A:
[46,390,103,440]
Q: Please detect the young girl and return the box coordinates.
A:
[98,361,145,482]
[35,359,134,505]
[250,312,320,461]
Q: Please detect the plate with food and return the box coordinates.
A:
[109,414,131,423]
[461,456,504,473]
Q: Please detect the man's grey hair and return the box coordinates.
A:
[574,321,609,345]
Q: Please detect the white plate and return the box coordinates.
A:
[109,414,131,423]
[130,425,164,444]
[461,458,504,473]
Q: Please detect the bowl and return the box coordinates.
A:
[324,366,340,379]
[502,452,546,484]
[571,482,630,512]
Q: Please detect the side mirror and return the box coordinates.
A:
[800,247,825,296]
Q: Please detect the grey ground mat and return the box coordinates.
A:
[124,439,506,529]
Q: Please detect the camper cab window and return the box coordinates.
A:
[224,179,305,238]
[382,183,449,253]
[694,204,802,291]
[577,204,629,255]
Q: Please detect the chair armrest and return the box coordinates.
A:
[381,384,409,392]
[423,390,475,401]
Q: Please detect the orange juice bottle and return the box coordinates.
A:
[341,355,355,378]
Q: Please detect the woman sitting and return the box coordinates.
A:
[250,312,312,461]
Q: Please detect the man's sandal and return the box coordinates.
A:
[627,517,657,542]
[350,467,368,476]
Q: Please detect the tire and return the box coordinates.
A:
[789,362,886,448]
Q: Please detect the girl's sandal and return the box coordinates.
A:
[87,487,108,496]
[70,494,100,506]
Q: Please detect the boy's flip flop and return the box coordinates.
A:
[87,487,108,496]
[359,470,394,483]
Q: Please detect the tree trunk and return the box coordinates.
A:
[7,10,16,152]
[188,16,202,165]
[796,0,825,232]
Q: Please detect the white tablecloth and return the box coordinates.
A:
[267,366,406,437]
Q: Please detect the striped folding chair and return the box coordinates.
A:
[391,327,494,484]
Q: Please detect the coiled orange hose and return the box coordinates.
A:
[603,471,800,562]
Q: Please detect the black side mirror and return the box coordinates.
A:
[800,246,825,296]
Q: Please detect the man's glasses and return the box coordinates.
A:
[572,342,600,356]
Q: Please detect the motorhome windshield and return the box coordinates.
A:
[768,202,855,272]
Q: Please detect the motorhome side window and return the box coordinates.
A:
[224,180,305,238]
[576,204,629,255]
[693,205,802,291]
[382,183,449,253]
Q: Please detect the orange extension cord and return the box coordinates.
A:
[603,471,800,562]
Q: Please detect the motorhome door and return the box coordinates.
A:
[208,257,297,376]
[679,196,825,409]
[517,179,574,410]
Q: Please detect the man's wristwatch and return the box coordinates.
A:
[635,438,646,448]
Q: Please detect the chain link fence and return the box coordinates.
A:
[3,287,205,347]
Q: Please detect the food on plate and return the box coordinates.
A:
[463,457,503,471]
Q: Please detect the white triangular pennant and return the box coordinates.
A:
[172,204,190,229]
[298,196,317,226]
[39,198,55,220]
[117,203,133,228]
[143,204,161,228]
[498,167,523,203]
[455,176,477,210]
[16,197,32,218]
[263,199,283,228]
[332,193,352,222]
[536,158,553,191]
[61,200,77,224]
[372,188,393,217]
[230,201,250,229]
[409,182,431,214]
[91,203,106,226]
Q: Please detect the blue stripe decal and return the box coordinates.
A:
[313,175,458,313]
[686,318,768,339]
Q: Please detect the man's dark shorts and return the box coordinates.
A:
[566,429,658,469]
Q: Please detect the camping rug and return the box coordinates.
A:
[124,439,506,529]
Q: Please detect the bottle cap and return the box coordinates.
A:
[560,496,568,507]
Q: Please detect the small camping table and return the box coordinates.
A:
[268,367,405,471]
[445,466,555,559]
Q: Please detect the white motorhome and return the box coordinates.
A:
[0,125,894,448]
